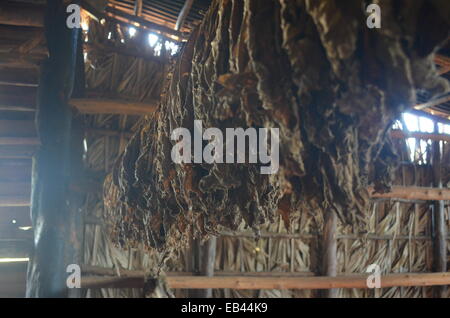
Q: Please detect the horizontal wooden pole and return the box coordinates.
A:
[435,54,450,68]
[408,110,450,125]
[391,130,450,143]
[0,120,36,137]
[0,93,36,112]
[369,186,450,201]
[0,3,44,27]
[0,145,37,159]
[0,138,39,146]
[71,98,158,115]
[81,265,314,278]
[414,95,450,111]
[81,272,450,290]
[0,94,158,115]
[105,5,186,39]
[0,182,30,197]
[0,67,38,87]
[0,196,30,207]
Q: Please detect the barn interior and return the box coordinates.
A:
[0,0,449,298]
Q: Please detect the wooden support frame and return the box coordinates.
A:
[80,272,450,290]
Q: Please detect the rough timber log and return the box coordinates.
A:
[81,273,450,290]
[26,1,80,298]
[105,0,450,253]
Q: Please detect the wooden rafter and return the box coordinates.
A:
[70,98,158,115]
[175,0,194,31]
[0,3,44,27]
[414,95,450,111]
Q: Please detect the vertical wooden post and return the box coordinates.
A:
[26,1,80,298]
[201,237,217,298]
[432,122,447,298]
[322,210,338,298]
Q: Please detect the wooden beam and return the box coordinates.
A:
[0,86,36,112]
[0,120,36,137]
[85,41,166,64]
[438,65,450,75]
[369,186,450,201]
[0,3,44,27]
[0,196,30,207]
[408,109,450,125]
[81,272,450,290]
[0,95,158,115]
[175,0,194,31]
[0,145,37,159]
[105,6,186,39]
[0,52,44,68]
[0,138,39,146]
[71,98,158,115]
[414,95,450,111]
[390,130,450,143]
[0,73,38,87]
[435,54,450,68]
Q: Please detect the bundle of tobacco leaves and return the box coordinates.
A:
[104,0,450,252]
